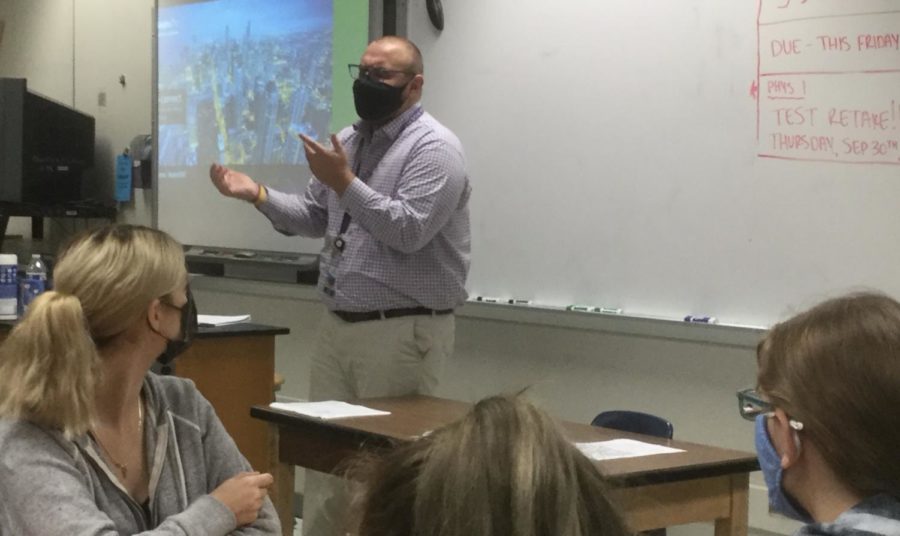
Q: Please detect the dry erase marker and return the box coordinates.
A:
[508,298,532,305]
[684,315,718,324]
[476,296,502,303]
[566,305,595,312]
[597,307,623,315]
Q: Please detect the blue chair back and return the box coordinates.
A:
[591,410,673,536]
[590,410,673,439]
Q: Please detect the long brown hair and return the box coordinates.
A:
[352,395,631,536]
[757,292,900,497]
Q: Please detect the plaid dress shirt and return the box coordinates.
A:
[259,104,471,311]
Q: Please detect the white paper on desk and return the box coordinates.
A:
[269,401,391,420]
[197,314,251,326]
[575,439,684,461]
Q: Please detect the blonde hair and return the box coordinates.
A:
[352,395,631,536]
[0,225,186,437]
[757,292,900,498]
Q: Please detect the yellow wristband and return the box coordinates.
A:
[253,184,268,207]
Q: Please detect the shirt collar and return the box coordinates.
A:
[353,104,424,141]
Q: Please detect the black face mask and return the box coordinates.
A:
[154,287,198,365]
[353,76,408,122]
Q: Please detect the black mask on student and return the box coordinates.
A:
[352,76,408,122]
[153,286,198,365]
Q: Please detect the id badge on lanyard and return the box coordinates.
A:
[322,232,345,259]
[320,233,341,297]
[332,135,366,254]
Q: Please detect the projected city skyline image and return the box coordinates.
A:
[157,0,332,168]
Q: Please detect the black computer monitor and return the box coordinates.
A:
[0,78,95,205]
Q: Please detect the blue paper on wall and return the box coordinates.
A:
[115,153,132,202]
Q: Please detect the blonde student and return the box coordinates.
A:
[351,394,631,536]
[738,292,900,535]
[0,224,279,535]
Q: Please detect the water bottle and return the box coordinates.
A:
[0,254,18,320]
[20,254,47,315]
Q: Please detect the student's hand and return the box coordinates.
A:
[210,471,274,526]
[298,134,355,195]
[209,163,260,202]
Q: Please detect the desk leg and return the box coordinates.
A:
[714,473,749,536]
[268,423,295,536]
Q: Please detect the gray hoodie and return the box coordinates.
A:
[0,373,280,535]
[797,495,900,536]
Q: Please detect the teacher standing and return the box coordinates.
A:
[209,35,471,535]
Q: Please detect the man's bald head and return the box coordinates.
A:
[369,35,424,75]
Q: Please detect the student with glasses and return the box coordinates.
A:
[737,292,900,535]
[0,224,279,535]
[210,35,470,536]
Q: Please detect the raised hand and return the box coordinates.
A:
[209,163,260,202]
[298,134,355,195]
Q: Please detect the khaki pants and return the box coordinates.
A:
[302,311,455,536]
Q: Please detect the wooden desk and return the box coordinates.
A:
[252,396,758,536]
[174,323,289,473]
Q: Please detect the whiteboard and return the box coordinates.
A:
[406,0,900,327]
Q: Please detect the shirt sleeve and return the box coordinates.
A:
[256,178,330,239]
[195,391,282,536]
[339,137,468,254]
[0,427,236,536]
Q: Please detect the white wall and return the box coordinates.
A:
[0,0,74,102]
[72,0,156,222]
[0,0,77,238]
[0,0,154,251]
[1,2,803,534]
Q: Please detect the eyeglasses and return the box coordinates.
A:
[160,290,189,312]
[160,300,185,312]
[348,63,415,82]
[736,388,804,430]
